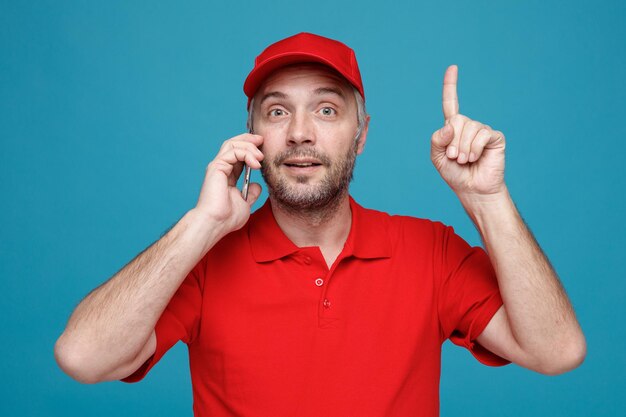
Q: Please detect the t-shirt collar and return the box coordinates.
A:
[248,196,391,263]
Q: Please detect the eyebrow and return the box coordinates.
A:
[258,86,346,106]
[313,87,345,100]
[259,91,287,106]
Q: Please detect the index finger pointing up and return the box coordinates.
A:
[442,64,459,121]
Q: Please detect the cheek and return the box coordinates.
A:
[256,123,285,145]
[328,125,359,149]
[257,129,280,149]
[258,134,280,156]
[322,119,357,139]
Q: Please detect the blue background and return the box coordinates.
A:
[2,0,624,415]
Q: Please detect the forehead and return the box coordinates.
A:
[254,63,355,101]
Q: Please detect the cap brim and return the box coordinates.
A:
[243,52,358,106]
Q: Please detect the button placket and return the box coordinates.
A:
[298,248,340,325]
[317,272,336,324]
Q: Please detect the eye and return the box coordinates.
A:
[268,108,286,117]
[319,107,336,116]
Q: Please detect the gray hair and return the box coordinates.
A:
[247,86,368,142]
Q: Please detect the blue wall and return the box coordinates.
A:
[1,0,624,415]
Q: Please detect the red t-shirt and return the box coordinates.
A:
[122,197,509,416]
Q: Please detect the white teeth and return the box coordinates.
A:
[288,163,314,167]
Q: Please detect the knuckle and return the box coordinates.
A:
[470,120,483,130]
[452,114,469,124]
[206,160,220,172]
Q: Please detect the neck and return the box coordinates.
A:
[269,193,352,268]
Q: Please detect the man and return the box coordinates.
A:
[55,33,586,416]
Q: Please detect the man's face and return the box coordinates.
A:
[251,63,367,211]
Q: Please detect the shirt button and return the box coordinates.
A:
[323,299,331,309]
[304,256,312,265]
[315,278,324,287]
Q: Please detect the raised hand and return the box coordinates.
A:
[430,65,507,199]
[195,133,264,235]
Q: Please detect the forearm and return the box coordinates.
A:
[55,208,225,381]
[459,188,585,366]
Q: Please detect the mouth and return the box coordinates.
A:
[284,162,323,168]
[282,158,323,169]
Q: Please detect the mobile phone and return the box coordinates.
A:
[241,129,253,200]
[241,164,251,200]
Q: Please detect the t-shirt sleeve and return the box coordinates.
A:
[437,224,510,366]
[120,255,206,383]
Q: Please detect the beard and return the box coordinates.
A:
[261,142,358,213]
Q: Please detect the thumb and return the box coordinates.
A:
[431,124,454,152]
[246,182,263,206]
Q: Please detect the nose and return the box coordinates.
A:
[286,111,315,146]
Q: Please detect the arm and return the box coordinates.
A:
[54,133,265,383]
[460,188,586,375]
[430,65,585,374]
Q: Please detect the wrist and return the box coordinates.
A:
[182,209,230,254]
[457,187,519,232]
[458,186,512,214]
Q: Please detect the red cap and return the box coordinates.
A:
[243,32,364,109]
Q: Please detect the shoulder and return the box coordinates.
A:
[357,201,447,232]
[353,199,451,246]
[206,223,250,262]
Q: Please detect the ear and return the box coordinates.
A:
[356,115,370,155]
